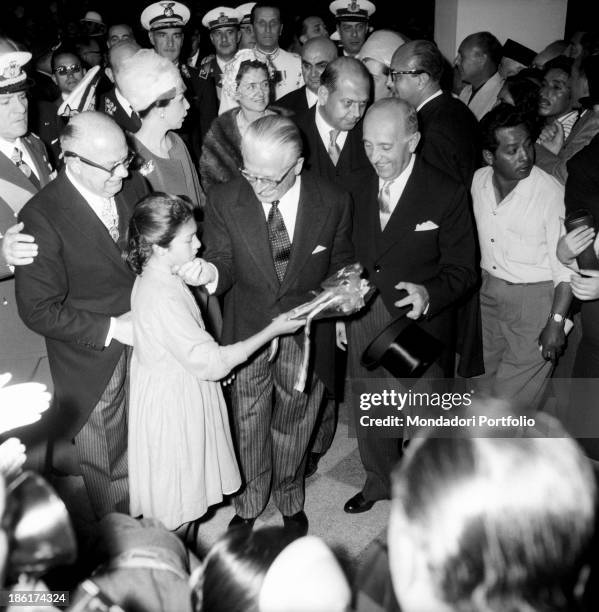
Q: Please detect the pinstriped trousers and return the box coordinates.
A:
[231,336,325,518]
[74,348,130,519]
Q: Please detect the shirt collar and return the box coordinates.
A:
[114,87,134,116]
[262,174,301,207]
[316,104,342,134]
[0,135,22,160]
[306,87,318,108]
[378,154,416,188]
[416,89,443,112]
[65,166,111,204]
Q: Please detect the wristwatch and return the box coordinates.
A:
[548,312,566,325]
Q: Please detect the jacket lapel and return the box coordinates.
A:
[58,172,129,268]
[21,135,52,187]
[0,148,38,196]
[232,180,280,291]
[279,176,328,294]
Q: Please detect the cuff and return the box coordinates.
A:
[105,317,116,347]
[205,263,219,295]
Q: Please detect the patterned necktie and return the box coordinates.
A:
[328,129,341,166]
[11,147,40,190]
[378,180,393,230]
[267,200,291,282]
[101,199,120,242]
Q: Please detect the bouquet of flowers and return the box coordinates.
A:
[269,263,374,392]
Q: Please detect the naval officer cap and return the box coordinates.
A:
[0,50,33,95]
[140,1,190,32]
[202,7,242,31]
[329,0,376,23]
[236,2,256,26]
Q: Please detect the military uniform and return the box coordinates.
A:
[254,47,303,100]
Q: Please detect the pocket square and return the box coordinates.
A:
[415,221,439,231]
[312,245,327,254]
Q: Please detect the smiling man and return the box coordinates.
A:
[472,103,571,408]
[16,111,149,519]
[195,115,353,534]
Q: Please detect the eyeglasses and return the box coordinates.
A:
[389,69,428,82]
[239,161,297,189]
[63,151,135,176]
[239,81,270,93]
[54,64,83,76]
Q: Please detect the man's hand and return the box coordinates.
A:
[112,311,133,346]
[0,373,51,435]
[557,226,595,266]
[335,320,347,351]
[571,269,599,301]
[539,320,566,364]
[1,222,38,266]
[538,120,565,155]
[174,258,216,286]
[394,282,430,320]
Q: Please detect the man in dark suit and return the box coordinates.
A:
[294,56,372,214]
[277,37,338,117]
[390,40,481,188]
[344,98,477,513]
[0,43,54,389]
[141,1,218,161]
[98,40,142,135]
[195,115,353,533]
[16,112,148,518]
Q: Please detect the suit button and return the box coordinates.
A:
[374,265,381,272]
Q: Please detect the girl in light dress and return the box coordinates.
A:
[125,193,304,533]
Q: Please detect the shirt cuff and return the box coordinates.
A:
[105,317,116,347]
[205,263,219,295]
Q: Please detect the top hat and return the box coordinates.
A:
[361,309,444,378]
[502,39,536,67]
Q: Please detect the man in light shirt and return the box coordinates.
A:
[344,98,477,514]
[472,103,572,408]
[456,31,504,120]
[16,112,149,518]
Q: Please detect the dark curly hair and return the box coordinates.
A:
[125,193,194,275]
[235,59,270,87]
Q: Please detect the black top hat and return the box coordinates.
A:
[502,39,536,67]
[361,308,444,379]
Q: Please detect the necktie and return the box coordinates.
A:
[328,129,341,166]
[378,180,393,230]
[100,199,120,242]
[11,147,41,190]
[267,200,291,282]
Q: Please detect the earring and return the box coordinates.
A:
[160,111,165,119]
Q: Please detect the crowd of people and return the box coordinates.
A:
[2,0,599,610]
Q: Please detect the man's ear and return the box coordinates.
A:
[317,84,329,106]
[482,149,494,166]
[51,74,58,86]
[295,156,305,174]
[148,31,155,47]
[299,34,307,45]
[105,67,114,84]
[236,30,241,44]
[408,131,421,153]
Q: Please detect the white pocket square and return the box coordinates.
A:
[312,245,327,254]
[415,221,439,231]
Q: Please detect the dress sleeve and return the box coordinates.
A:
[155,286,249,381]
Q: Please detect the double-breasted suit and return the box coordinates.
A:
[203,172,354,517]
[0,133,54,387]
[349,158,477,501]
[15,169,148,516]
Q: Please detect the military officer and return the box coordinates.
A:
[237,2,256,50]
[200,7,242,101]
[329,0,376,58]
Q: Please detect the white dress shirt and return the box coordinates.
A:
[459,71,504,120]
[471,165,571,286]
[65,167,120,345]
[378,154,415,228]
[305,87,318,109]
[315,106,348,152]
[0,136,41,180]
[416,89,443,112]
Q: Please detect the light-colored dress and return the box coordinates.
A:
[129,261,244,529]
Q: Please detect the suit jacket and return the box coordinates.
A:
[565,132,599,213]
[276,85,310,117]
[294,106,371,207]
[179,63,218,162]
[202,172,354,392]
[352,159,477,356]
[35,98,66,169]
[417,91,481,188]
[15,170,149,437]
[0,133,54,385]
[198,54,223,100]
[536,109,599,185]
[98,87,142,135]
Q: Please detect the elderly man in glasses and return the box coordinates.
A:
[190,114,353,534]
[35,47,86,169]
[16,111,149,519]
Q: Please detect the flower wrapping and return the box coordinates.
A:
[269,263,374,392]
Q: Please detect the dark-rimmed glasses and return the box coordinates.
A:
[54,64,83,76]
[63,151,135,177]
[389,69,428,82]
[239,161,297,189]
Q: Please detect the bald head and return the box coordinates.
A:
[62,111,125,156]
[107,40,142,83]
[321,56,371,93]
[301,36,338,93]
[363,98,420,180]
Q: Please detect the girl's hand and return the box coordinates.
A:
[269,312,306,337]
[557,227,595,265]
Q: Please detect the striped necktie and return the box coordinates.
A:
[328,129,341,166]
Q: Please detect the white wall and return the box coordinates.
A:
[435,0,568,61]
